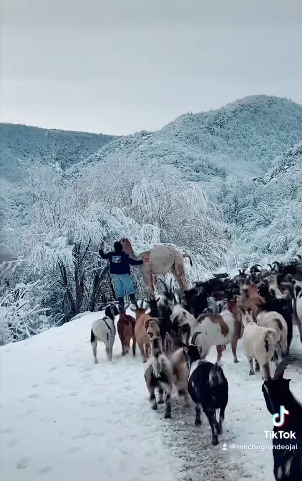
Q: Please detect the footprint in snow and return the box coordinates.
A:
[0,427,12,434]
[16,456,30,469]
[45,378,58,385]
[36,466,53,475]
[28,393,40,399]
[70,392,78,397]
[65,446,83,454]
[48,366,58,372]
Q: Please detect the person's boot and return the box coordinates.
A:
[129,294,138,310]
[117,297,125,314]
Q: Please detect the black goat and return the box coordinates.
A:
[262,358,302,481]
[258,282,293,353]
[184,344,228,445]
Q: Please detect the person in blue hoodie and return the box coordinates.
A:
[99,240,144,313]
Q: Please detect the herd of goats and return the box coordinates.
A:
[89,257,302,481]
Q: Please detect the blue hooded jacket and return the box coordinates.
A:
[99,247,143,275]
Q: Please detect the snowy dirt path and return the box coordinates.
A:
[1,312,301,481]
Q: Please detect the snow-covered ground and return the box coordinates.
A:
[1,310,301,481]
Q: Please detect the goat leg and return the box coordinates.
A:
[148,390,158,410]
[205,408,219,445]
[231,335,239,363]
[216,345,223,362]
[195,403,202,425]
[248,358,255,375]
[158,388,164,404]
[217,407,226,434]
[255,359,260,372]
[92,341,98,364]
[132,338,136,356]
[164,392,171,419]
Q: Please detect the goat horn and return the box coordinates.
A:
[274,359,289,379]
[159,278,168,290]
[274,355,302,379]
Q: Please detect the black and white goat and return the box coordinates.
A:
[262,358,302,481]
[144,336,173,418]
[184,344,228,445]
[90,304,119,363]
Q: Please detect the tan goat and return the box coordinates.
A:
[131,303,160,362]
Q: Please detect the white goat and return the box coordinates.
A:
[242,312,277,381]
[90,304,119,363]
[170,304,241,363]
[255,311,288,358]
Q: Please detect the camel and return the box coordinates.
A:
[120,238,193,296]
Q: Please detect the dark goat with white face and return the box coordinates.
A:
[144,336,173,419]
[184,344,228,445]
[262,358,302,481]
[90,304,119,363]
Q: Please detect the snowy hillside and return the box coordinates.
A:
[220,142,302,264]
[71,95,302,182]
[0,123,118,181]
[1,309,302,481]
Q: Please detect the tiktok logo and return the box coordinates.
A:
[272,405,290,427]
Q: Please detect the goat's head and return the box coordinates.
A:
[250,264,262,274]
[145,318,161,338]
[183,344,201,367]
[238,306,254,326]
[262,357,302,416]
[105,303,119,320]
[183,284,208,315]
[120,237,134,255]
[130,298,148,314]
[147,296,160,316]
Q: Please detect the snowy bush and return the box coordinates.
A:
[0,281,56,344]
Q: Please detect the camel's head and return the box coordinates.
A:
[120,238,133,255]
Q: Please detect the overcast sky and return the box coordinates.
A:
[1,0,302,135]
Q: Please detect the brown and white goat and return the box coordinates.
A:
[117,311,136,356]
[237,282,265,320]
[170,303,241,363]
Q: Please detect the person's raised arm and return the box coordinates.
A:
[99,241,110,259]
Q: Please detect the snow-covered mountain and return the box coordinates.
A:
[0,123,118,181]
[72,95,302,182]
[1,95,301,340]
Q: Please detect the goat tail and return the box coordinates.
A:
[263,329,276,354]
[209,363,225,386]
[183,253,193,267]
[90,329,95,343]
